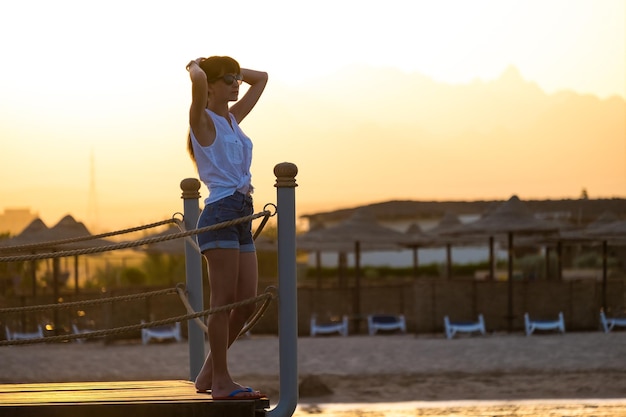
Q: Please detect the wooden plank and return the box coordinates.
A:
[0,380,186,394]
[0,380,269,417]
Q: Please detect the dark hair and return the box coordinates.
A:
[187,56,241,164]
[199,56,241,81]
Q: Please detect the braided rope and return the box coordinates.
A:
[239,286,277,336]
[0,210,272,263]
[0,291,275,346]
[175,285,209,333]
[175,284,277,337]
[171,218,202,254]
[253,203,276,240]
[0,217,180,253]
[0,205,279,345]
[0,287,179,314]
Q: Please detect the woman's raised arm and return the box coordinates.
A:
[230,68,268,124]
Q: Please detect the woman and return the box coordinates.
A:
[186,55,268,400]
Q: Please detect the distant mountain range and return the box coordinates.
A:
[301,197,626,227]
[249,64,625,210]
[269,64,625,135]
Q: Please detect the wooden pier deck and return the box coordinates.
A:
[0,380,270,417]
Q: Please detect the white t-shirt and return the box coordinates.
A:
[190,109,253,205]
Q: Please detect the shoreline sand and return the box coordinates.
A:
[1,332,626,404]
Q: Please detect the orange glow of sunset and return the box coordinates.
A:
[0,0,624,233]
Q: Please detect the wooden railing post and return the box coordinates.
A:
[180,178,205,381]
[268,162,299,417]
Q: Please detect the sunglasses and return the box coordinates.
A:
[211,73,243,86]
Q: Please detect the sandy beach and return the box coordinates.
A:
[2,331,626,406]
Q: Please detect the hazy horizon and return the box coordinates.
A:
[1,0,624,233]
[2,63,625,233]
[3,65,624,234]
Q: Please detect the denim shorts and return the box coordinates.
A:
[197,192,256,253]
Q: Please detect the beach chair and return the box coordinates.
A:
[71,324,97,344]
[310,314,349,337]
[141,321,183,344]
[600,310,626,333]
[5,325,44,341]
[524,312,565,336]
[367,314,406,335]
[443,314,486,339]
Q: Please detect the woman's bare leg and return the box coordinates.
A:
[195,250,259,397]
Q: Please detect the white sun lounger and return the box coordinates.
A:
[600,310,626,333]
[5,325,44,341]
[444,314,486,339]
[71,324,97,344]
[310,314,349,337]
[524,312,565,336]
[141,321,183,344]
[367,314,406,335]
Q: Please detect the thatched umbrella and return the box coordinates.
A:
[583,217,626,309]
[5,214,114,254]
[297,208,408,331]
[528,211,624,310]
[47,215,102,244]
[298,208,406,269]
[45,215,115,293]
[461,195,560,273]
[587,211,621,231]
[585,219,626,240]
[452,195,561,331]
[40,215,115,334]
[426,212,481,280]
[2,215,115,334]
[0,218,50,248]
[557,211,621,263]
[553,211,620,245]
[0,218,51,297]
[298,210,404,252]
[431,214,459,279]
[402,223,433,278]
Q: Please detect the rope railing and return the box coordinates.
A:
[175,284,277,337]
[0,217,181,253]
[176,284,210,333]
[1,204,278,346]
[0,286,179,315]
[253,203,276,240]
[0,289,275,346]
[1,165,298,416]
[239,286,277,336]
[0,208,274,263]
[171,218,203,254]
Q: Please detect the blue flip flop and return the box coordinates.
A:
[213,386,265,400]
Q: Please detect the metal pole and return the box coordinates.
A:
[602,240,608,310]
[446,243,452,280]
[268,162,299,417]
[354,240,361,334]
[557,240,563,281]
[181,178,205,381]
[412,246,419,279]
[74,255,79,294]
[545,246,551,280]
[507,232,514,332]
[52,257,60,335]
[488,236,495,280]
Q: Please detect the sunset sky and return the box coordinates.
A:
[1,0,624,233]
